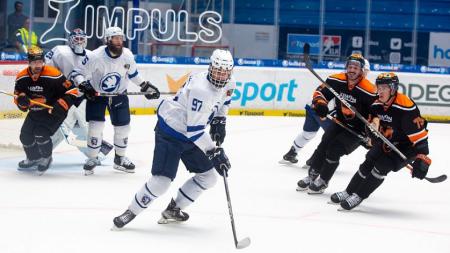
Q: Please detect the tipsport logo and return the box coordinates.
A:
[231,80,299,106]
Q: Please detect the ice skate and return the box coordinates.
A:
[113,155,135,173]
[83,157,100,175]
[158,199,189,224]
[112,209,136,230]
[296,175,312,191]
[37,157,53,176]
[279,146,298,164]
[329,191,350,204]
[17,158,40,171]
[339,193,363,211]
[308,177,328,194]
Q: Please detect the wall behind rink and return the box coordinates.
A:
[1,63,450,121]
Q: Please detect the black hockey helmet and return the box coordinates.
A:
[27,45,44,62]
[345,53,365,69]
[375,72,399,94]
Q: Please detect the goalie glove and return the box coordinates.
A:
[140,81,160,100]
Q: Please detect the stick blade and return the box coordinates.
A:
[425,174,447,183]
[236,237,251,249]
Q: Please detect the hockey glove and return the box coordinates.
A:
[16,93,30,112]
[140,81,160,100]
[411,154,431,180]
[312,99,328,118]
[206,147,231,177]
[79,81,96,101]
[210,117,226,145]
[50,98,70,120]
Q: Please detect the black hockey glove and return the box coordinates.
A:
[51,98,69,120]
[206,147,231,177]
[79,81,96,101]
[210,117,226,145]
[140,81,160,100]
[312,99,328,118]
[16,93,30,112]
[411,154,431,180]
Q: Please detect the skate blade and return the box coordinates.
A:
[327,201,340,205]
[17,167,37,172]
[84,170,94,176]
[307,189,325,195]
[337,207,352,212]
[236,237,251,249]
[278,159,297,165]
[300,165,310,170]
[157,217,185,225]
[110,225,122,231]
[296,187,309,192]
[113,165,135,173]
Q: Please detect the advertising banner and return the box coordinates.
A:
[429,32,450,67]
[1,63,449,120]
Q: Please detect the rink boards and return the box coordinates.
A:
[1,63,450,122]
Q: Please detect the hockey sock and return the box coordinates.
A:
[293,131,317,152]
[22,141,41,160]
[114,125,130,157]
[87,121,105,158]
[35,134,52,158]
[129,175,171,215]
[174,169,217,209]
[346,159,375,193]
[356,169,385,199]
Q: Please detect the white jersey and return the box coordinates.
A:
[157,71,235,152]
[73,45,143,93]
[44,45,92,80]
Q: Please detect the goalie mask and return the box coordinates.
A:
[69,28,87,55]
[208,49,234,89]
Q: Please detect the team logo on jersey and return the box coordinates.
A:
[100,72,121,92]
[124,64,130,69]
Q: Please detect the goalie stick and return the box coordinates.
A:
[96,91,175,96]
[302,44,446,184]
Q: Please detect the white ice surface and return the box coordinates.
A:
[0,115,449,253]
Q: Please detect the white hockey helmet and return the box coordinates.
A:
[104,26,125,42]
[363,58,370,77]
[208,49,234,88]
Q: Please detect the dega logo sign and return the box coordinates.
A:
[398,82,450,107]
[428,32,450,67]
[40,0,222,45]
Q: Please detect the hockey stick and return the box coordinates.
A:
[221,167,251,249]
[303,44,447,183]
[96,91,175,97]
[327,114,447,183]
[0,89,53,109]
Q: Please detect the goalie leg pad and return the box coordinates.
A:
[174,169,217,209]
[129,175,171,215]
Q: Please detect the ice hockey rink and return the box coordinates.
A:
[0,115,449,253]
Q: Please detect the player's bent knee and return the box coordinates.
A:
[193,169,217,190]
[147,175,172,196]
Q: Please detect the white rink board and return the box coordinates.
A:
[1,63,450,117]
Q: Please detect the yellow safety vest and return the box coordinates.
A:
[17,28,38,48]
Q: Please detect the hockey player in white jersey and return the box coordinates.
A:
[45,28,113,160]
[112,49,235,229]
[72,26,160,175]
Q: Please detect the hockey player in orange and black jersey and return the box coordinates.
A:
[14,46,79,175]
[297,54,377,193]
[330,73,431,210]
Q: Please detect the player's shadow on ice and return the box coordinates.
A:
[342,205,423,219]
[118,223,213,236]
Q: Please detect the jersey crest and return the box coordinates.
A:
[100,72,121,92]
